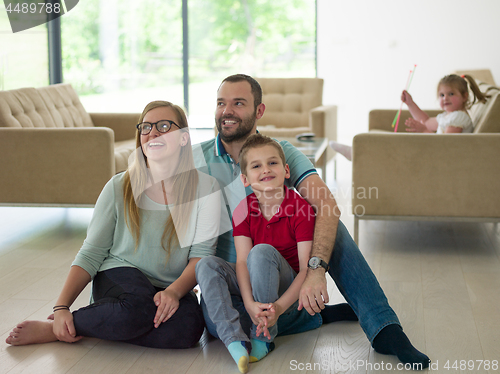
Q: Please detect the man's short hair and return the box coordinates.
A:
[240,134,286,175]
[219,74,262,110]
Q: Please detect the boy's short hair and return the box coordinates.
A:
[239,134,286,175]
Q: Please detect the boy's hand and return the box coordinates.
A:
[255,303,282,339]
[246,301,268,326]
[256,303,281,328]
[153,289,180,328]
[246,301,274,339]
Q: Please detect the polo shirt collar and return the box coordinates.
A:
[215,133,228,157]
[248,185,295,220]
[214,130,261,157]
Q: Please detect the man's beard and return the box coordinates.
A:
[216,112,256,143]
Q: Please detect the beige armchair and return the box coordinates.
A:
[0,83,138,206]
[453,69,496,86]
[352,78,500,243]
[255,78,337,162]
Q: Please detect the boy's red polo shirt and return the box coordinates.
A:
[232,186,316,273]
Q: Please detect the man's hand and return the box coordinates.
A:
[298,270,329,315]
[153,289,180,328]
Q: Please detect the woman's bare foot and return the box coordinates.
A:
[5,320,58,346]
[329,141,353,161]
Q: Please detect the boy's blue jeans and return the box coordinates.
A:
[195,220,401,347]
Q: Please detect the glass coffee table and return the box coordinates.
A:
[277,137,329,180]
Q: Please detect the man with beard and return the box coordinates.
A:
[194,74,429,372]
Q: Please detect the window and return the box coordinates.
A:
[188,0,317,128]
[60,0,316,127]
[0,6,48,90]
[61,0,183,113]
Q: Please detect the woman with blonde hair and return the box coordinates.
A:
[6,101,222,348]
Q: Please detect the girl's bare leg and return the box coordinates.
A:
[329,141,353,161]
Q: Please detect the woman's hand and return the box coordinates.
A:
[405,118,427,133]
[153,289,180,328]
[52,310,82,343]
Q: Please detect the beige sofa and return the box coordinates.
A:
[0,84,139,206]
[351,80,500,243]
[255,78,337,162]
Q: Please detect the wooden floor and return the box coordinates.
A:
[1,159,499,374]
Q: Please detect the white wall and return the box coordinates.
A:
[317,0,500,142]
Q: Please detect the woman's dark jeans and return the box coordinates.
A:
[72,267,204,348]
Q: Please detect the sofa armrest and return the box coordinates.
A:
[352,133,500,218]
[90,113,139,142]
[369,109,442,132]
[310,105,337,161]
[0,127,115,206]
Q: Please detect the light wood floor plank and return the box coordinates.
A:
[0,268,53,305]
[464,272,500,362]
[5,339,100,374]
[424,308,487,374]
[0,335,40,374]
[126,344,203,374]
[421,249,472,311]
[308,322,370,374]
[66,340,146,374]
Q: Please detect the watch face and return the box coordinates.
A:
[309,257,320,267]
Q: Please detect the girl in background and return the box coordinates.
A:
[403,74,487,133]
[330,74,489,161]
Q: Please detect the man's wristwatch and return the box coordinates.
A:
[308,256,329,271]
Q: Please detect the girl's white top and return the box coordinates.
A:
[436,111,474,133]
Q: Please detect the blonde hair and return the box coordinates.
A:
[123,101,198,261]
[438,74,488,110]
[239,134,286,175]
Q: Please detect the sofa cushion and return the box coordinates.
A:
[114,139,137,173]
[37,84,94,128]
[257,78,323,129]
[0,87,57,128]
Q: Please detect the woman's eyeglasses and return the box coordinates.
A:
[136,120,180,135]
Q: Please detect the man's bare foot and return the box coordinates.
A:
[5,320,58,346]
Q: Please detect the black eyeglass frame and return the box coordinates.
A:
[136,120,181,135]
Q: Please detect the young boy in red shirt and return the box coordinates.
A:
[230,134,356,373]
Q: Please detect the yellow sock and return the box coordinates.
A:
[238,355,249,373]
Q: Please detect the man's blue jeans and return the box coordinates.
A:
[195,220,400,347]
